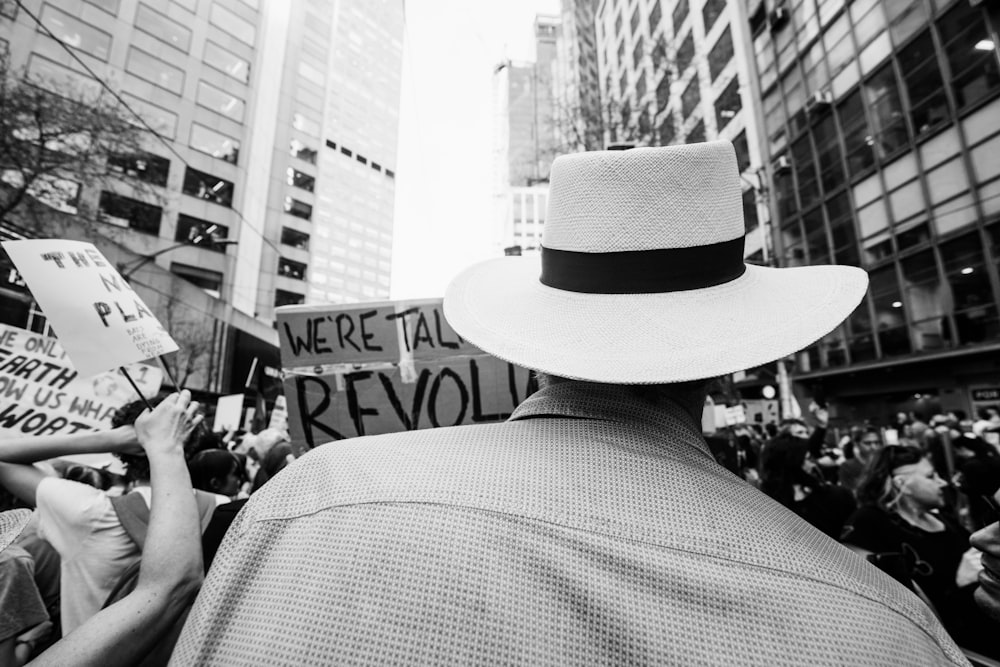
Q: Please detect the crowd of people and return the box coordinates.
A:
[706,406,1000,659]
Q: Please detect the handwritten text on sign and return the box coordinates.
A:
[276,300,535,454]
[1,240,178,377]
[0,322,162,437]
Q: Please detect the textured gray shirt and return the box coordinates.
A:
[173,383,967,665]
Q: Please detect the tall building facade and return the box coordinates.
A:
[744,0,1000,422]
[0,0,403,324]
[593,0,770,260]
[554,0,603,151]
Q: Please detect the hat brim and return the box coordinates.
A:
[444,256,869,383]
[0,509,32,553]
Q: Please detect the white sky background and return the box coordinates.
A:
[390,0,560,300]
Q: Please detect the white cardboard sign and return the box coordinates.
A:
[213,393,244,432]
[1,240,178,378]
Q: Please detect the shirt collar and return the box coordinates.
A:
[509,381,714,460]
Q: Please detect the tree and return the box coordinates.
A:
[0,53,152,228]
[160,294,215,390]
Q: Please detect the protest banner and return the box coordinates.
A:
[212,394,244,432]
[1,240,178,378]
[277,299,536,454]
[0,322,162,439]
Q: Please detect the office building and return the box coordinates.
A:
[744,0,1000,421]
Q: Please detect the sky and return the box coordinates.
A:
[390,0,560,300]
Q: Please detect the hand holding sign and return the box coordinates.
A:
[1,240,178,379]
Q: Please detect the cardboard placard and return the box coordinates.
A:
[1,240,178,377]
[0,322,162,438]
[277,299,535,454]
[212,394,244,432]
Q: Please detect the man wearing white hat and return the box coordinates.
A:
[173,142,967,665]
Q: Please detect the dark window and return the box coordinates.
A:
[901,249,948,351]
[898,30,948,137]
[385,169,394,178]
[182,168,233,207]
[633,36,644,70]
[701,0,726,33]
[713,77,741,129]
[637,105,652,140]
[656,73,670,110]
[274,289,305,307]
[617,38,625,64]
[848,303,877,362]
[743,188,758,233]
[863,65,909,161]
[676,33,694,72]
[780,218,806,267]
[775,168,798,227]
[708,27,733,82]
[672,0,688,31]
[651,35,667,70]
[681,77,700,118]
[792,135,820,210]
[733,131,750,173]
[837,89,875,175]
[636,71,647,101]
[649,1,661,32]
[340,146,352,157]
[284,196,312,220]
[290,139,317,164]
[812,113,845,194]
[687,119,705,143]
[620,71,628,98]
[615,11,622,36]
[803,207,829,263]
[869,265,910,356]
[98,192,162,235]
[280,227,310,250]
[286,167,315,192]
[356,155,367,165]
[170,262,222,297]
[325,139,336,150]
[658,115,676,145]
[827,192,858,266]
[175,214,230,250]
[896,222,930,252]
[278,257,307,280]
[107,152,169,187]
[630,6,640,34]
[937,3,1000,110]
[941,232,1000,344]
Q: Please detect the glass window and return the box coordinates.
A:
[687,119,705,143]
[792,136,820,210]
[898,30,948,137]
[889,0,929,46]
[656,73,670,111]
[633,37,644,70]
[290,139,317,165]
[651,34,667,71]
[39,5,112,61]
[182,167,234,207]
[189,124,240,164]
[649,1,661,32]
[281,227,310,250]
[824,14,854,78]
[837,89,875,176]
[135,4,191,52]
[937,3,1000,110]
[672,0,688,31]
[278,258,307,280]
[293,112,320,136]
[630,6,640,34]
[175,214,229,248]
[775,168,798,226]
[98,191,161,235]
[107,152,169,187]
[733,131,750,173]
[743,189,759,233]
[209,4,255,46]
[636,74,647,103]
[863,65,909,161]
[926,157,969,205]
[901,249,949,350]
[869,264,910,355]
[658,114,676,145]
[203,42,250,83]
[284,197,312,220]
[780,219,806,267]
[286,167,315,192]
[850,0,887,52]
[941,233,1000,343]
[196,81,245,121]
[781,66,807,135]
[848,302,878,362]
[827,192,859,264]
[803,207,829,263]
[676,33,694,73]
[702,0,726,33]
[681,77,700,119]
[708,28,733,82]
[801,39,829,96]
[713,77,741,129]
[275,289,305,307]
[84,0,119,13]
[812,113,844,194]
[170,262,222,297]
[126,47,184,94]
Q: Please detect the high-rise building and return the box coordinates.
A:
[593,0,770,260]
[554,0,604,151]
[744,0,1000,422]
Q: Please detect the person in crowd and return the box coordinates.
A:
[0,396,217,636]
[62,465,109,490]
[972,490,1000,623]
[0,510,48,667]
[839,426,882,495]
[187,449,245,500]
[0,391,206,666]
[174,142,966,664]
[842,445,999,658]
[950,424,1000,532]
[759,433,856,539]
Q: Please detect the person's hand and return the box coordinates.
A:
[970,493,1000,623]
[108,425,144,456]
[133,391,202,457]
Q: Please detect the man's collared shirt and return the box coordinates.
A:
[173,383,967,665]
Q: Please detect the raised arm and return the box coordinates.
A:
[29,391,204,667]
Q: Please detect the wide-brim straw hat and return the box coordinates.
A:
[445,141,869,383]
[1,508,32,552]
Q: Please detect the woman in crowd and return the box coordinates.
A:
[758,432,856,539]
[187,449,245,500]
[842,445,999,657]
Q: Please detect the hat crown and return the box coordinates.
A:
[543,141,745,252]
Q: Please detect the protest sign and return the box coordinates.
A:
[212,394,244,432]
[268,395,288,432]
[0,322,162,438]
[1,240,178,378]
[277,299,536,454]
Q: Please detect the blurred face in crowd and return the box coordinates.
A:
[215,467,243,497]
[893,458,946,510]
[787,423,808,439]
[857,433,881,461]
